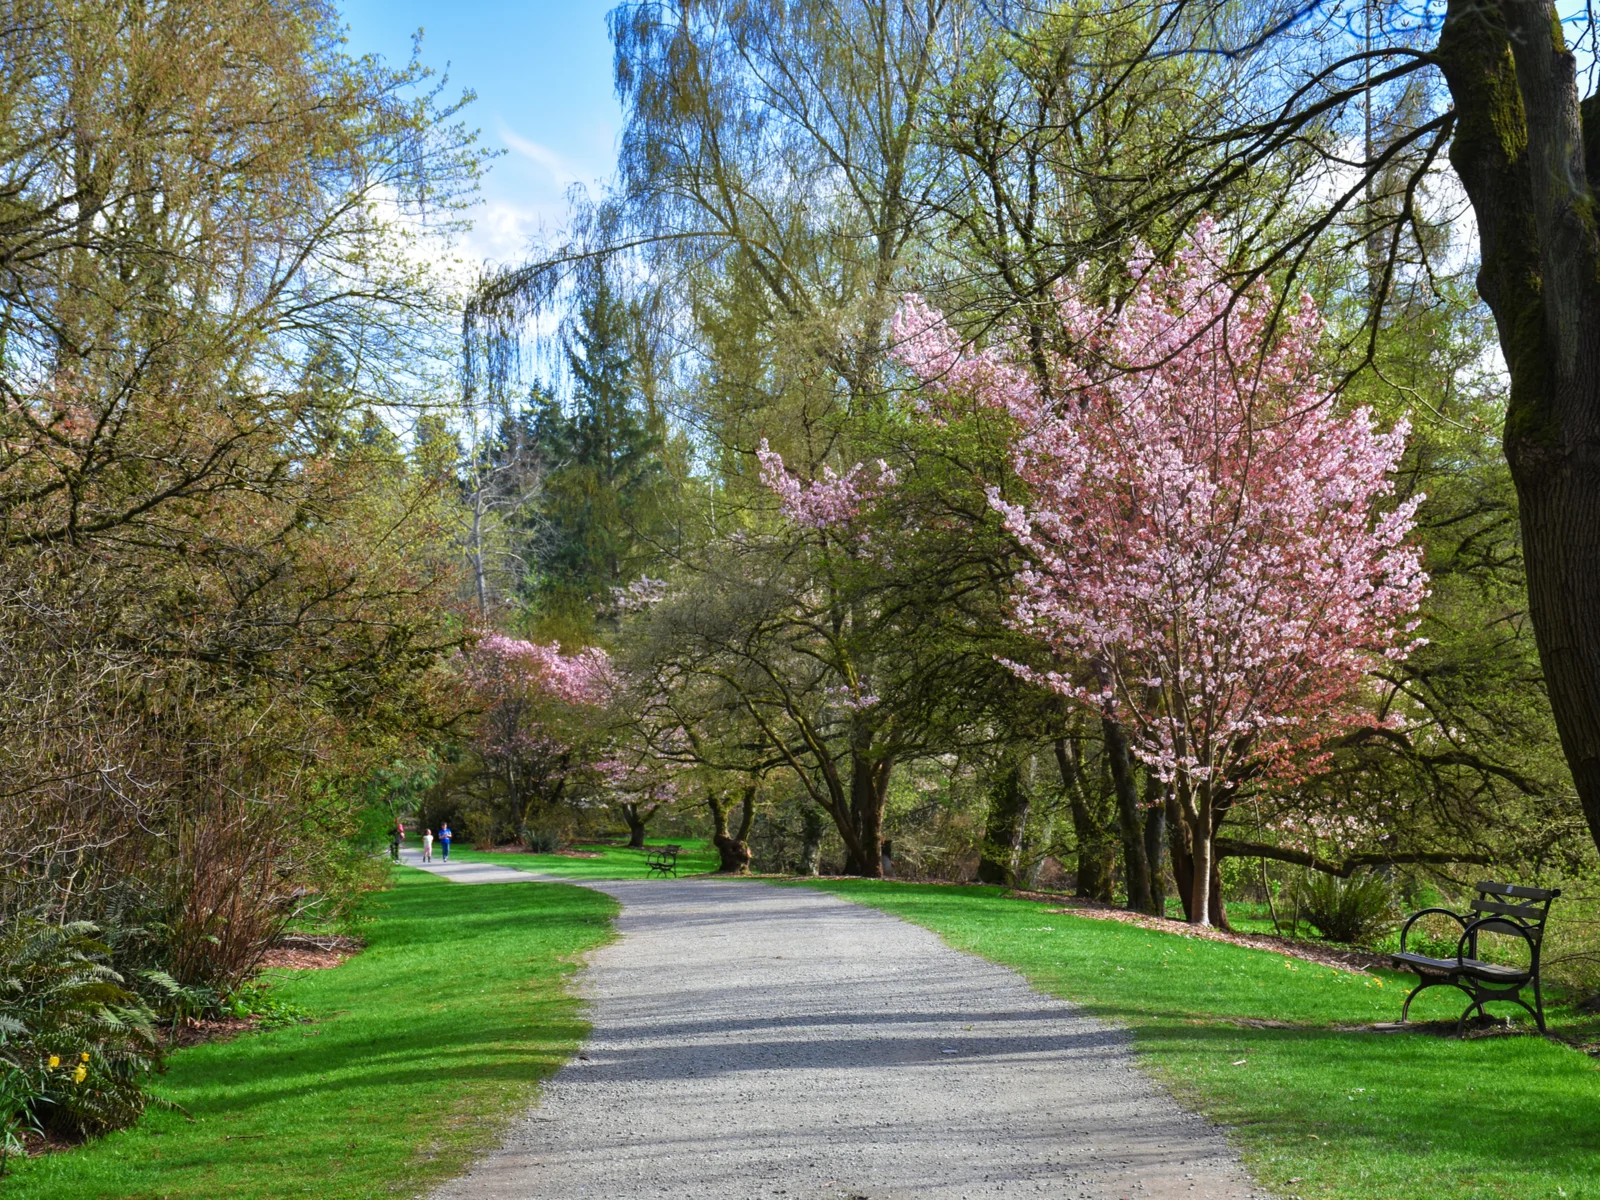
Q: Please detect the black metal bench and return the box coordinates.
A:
[645,844,681,878]
[1392,880,1560,1032]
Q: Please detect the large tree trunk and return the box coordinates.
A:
[1166,786,1194,920]
[1166,785,1230,927]
[1055,736,1115,901]
[620,801,656,849]
[977,762,1031,885]
[798,805,826,875]
[1438,0,1600,856]
[1173,777,1221,928]
[843,751,890,878]
[1143,781,1167,919]
[708,789,755,874]
[1102,718,1152,913]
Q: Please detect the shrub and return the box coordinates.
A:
[521,828,561,854]
[0,920,164,1154]
[1293,871,1398,946]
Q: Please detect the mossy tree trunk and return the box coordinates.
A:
[798,806,826,875]
[708,787,756,874]
[977,762,1031,885]
[1437,0,1600,855]
[620,801,658,849]
[1054,735,1116,902]
[1102,718,1153,914]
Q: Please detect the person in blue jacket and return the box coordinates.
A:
[439,822,452,862]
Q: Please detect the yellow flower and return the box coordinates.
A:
[80,1052,90,1063]
[73,1065,87,1084]
[47,1055,59,1068]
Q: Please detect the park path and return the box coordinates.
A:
[399,849,1264,1200]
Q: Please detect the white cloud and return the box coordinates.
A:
[497,123,584,187]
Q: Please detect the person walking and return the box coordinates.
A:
[440,822,452,862]
[422,828,434,863]
[389,828,401,862]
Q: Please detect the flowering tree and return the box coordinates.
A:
[460,634,617,842]
[895,227,1428,925]
[756,440,897,528]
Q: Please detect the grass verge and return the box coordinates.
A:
[8,868,616,1200]
[444,838,719,880]
[804,880,1600,1200]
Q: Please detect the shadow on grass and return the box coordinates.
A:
[807,877,1600,1200]
[11,872,618,1200]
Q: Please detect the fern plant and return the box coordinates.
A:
[0,919,164,1143]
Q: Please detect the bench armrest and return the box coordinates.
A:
[1399,907,1466,956]
[1455,915,1536,968]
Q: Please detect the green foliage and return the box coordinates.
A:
[1293,872,1400,947]
[0,920,163,1149]
[520,828,563,854]
[526,263,683,634]
[224,983,313,1031]
[9,870,617,1199]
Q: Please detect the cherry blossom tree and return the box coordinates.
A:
[756,440,897,529]
[460,634,618,842]
[895,227,1429,925]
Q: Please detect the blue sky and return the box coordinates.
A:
[340,0,623,264]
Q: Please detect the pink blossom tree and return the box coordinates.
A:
[461,634,619,843]
[895,227,1429,925]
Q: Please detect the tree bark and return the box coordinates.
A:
[1213,837,1495,877]
[1437,0,1600,857]
[1166,785,1195,921]
[1102,718,1152,913]
[1143,779,1167,919]
[977,762,1031,885]
[798,805,826,875]
[843,751,891,878]
[708,788,755,874]
[1054,737,1116,901]
[1188,781,1214,928]
[620,801,657,849]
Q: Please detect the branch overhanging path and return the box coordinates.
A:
[398,851,1259,1199]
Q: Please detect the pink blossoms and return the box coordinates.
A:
[756,439,896,529]
[462,635,619,837]
[894,226,1428,924]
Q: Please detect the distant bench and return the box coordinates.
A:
[645,845,681,878]
[1392,880,1559,1032]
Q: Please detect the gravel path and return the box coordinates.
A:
[403,855,1263,1200]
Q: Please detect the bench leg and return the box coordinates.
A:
[1457,982,1544,1035]
[1400,978,1439,1023]
[1403,977,1478,1028]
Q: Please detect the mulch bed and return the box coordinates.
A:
[167,1014,263,1049]
[1009,890,1391,976]
[258,934,363,971]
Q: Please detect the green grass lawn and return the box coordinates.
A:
[805,880,1600,1200]
[444,838,719,880]
[8,869,616,1200]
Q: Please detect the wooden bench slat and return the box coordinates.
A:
[1469,898,1547,921]
[1476,880,1559,900]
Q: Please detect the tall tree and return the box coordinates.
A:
[532,265,675,628]
[1020,0,1600,860]
[896,233,1429,925]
